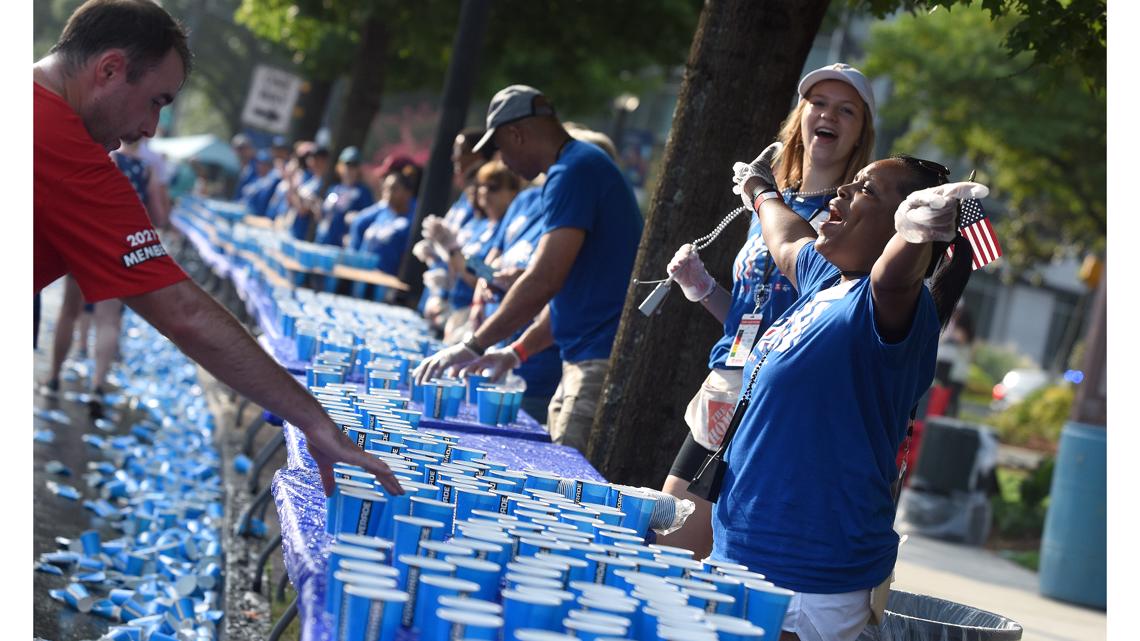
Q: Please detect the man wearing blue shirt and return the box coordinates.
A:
[415,85,643,454]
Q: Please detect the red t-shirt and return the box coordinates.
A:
[34,82,187,302]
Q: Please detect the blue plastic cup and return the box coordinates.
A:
[50,583,95,613]
[501,589,565,637]
[409,575,479,631]
[613,489,655,538]
[449,535,511,568]
[433,607,503,641]
[506,389,523,422]
[437,594,503,616]
[78,530,101,557]
[743,580,795,637]
[394,554,456,608]
[444,555,502,602]
[454,487,499,523]
[328,569,398,624]
[337,584,407,641]
[476,387,505,425]
[334,488,388,537]
[514,631,579,641]
[563,617,628,641]
[706,613,766,641]
[368,370,402,393]
[391,515,445,569]
[522,470,563,492]
[465,375,488,404]
[409,496,455,535]
[573,479,611,505]
[421,382,448,419]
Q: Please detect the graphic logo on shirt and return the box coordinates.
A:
[732,224,770,284]
[744,278,858,371]
[500,240,535,270]
[506,214,529,244]
[121,241,169,268]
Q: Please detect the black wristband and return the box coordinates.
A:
[463,336,486,356]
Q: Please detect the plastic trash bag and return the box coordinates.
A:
[858,590,1023,641]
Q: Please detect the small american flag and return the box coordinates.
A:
[946,198,1002,270]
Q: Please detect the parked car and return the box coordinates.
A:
[991,368,1052,410]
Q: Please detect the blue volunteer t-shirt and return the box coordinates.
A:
[233,159,257,199]
[712,242,939,594]
[315,181,374,246]
[112,153,150,206]
[541,140,643,363]
[483,187,562,398]
[448,214,490,309]
[360,205,413,275]
[265,178,290,221]
[243,168,282,218]
[707,190,831,370]
[290,171,320,240]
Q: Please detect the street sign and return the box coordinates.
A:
[240,65,302,134]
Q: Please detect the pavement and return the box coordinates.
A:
[893,534,1105,641]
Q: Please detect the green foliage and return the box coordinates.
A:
[235,0,700,115]
[859,4,1105,272]
[853,0,1105,89]
[986,384,1073,449]
[971,342,1033,385]
[966,362,994,395]
[991,459,1053,543]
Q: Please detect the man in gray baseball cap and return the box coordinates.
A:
[415,84,644,455]
[471,84,556,154]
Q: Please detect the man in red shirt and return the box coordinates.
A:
[33,0,401,497]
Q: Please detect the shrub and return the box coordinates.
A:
[991,458,1054,543]
[966,363,994,395]
[973,342,1035,385]
[985,384,1073,451]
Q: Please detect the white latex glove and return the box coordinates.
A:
[423,215,458,251]
[458,346,520,382]
[412,238,434,264]
[412,342,479,385]
[732,141,783,211]
[667,244,716,301]
[422,268,450,292]
[894,181,990,243]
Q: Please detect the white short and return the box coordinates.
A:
[782,588,871,641]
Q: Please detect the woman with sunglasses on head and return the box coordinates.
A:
[440,160,522,342]
[711,147,985,641]
[657,64,877,559]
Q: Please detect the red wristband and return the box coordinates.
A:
[752,189,780,211]
[511,342,528,364]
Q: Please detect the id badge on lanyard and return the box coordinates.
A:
[725,275,771,368]
[725,313,762,367]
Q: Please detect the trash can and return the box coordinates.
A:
[857,590,1023,641]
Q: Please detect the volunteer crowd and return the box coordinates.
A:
[209,70,983,641]
[34,2,990,639]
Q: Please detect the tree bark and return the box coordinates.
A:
[398,0,493,305]
[587,0,831,487]
[293,77,335,143]
[325,15,390,186]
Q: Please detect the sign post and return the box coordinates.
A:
[241,65,303,135]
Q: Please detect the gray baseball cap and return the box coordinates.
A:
[797,63,876,121]
[472,85,557,153]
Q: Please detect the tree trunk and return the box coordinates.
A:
[325,15,390,186]
[1070,269,1105,425]
[293,77,334,143]
[587,0,831,487]
[398,0,493,305]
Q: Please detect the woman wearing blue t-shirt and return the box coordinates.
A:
[657,64,877,559]
[719,147,985,640]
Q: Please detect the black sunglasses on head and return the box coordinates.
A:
[894,154,951,183]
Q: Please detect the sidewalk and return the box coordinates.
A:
[893,534,1105,641]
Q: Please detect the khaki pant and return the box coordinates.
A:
[547,358,609,455]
